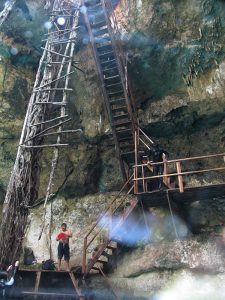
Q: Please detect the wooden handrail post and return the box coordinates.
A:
[141,165,145,192]
[82,237,87,274]
[163,160,169,187]
[176,162,184,193]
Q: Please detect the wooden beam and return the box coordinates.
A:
[33,71,74,91]
[69,272,85,300]
[20,144,69,149]
[34,271,41,293]
[29,115,69,127]
[176,161,184,193]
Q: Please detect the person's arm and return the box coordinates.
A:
[162,150,169,161]
[65,230,72,238]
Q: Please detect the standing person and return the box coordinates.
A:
[56,223,72,271]
[149,144,168,189]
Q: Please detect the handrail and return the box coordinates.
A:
[133,152,225,194]
[136,125,154,145]
[84,174,134,240]
[133,152,225,167]
[82,174,134,274]
[133,167,225,180]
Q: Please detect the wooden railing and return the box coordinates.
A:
[133,153,225,194]
[82,174,134,274]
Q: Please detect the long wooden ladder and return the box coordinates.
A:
[82,0,137,180]
[0,0,82,266]
[0,0,17,27]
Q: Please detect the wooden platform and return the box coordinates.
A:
[15,269,84,299]
[138,183,225,207]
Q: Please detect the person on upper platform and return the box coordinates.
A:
[148,144,169,189]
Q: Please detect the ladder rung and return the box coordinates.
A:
[91,20,106,28]
[108,90,124,96]
[95,36,111,44]
[109,98,126,104]
[113,113,129,120]
[97,44,113,52]
[85,0,101,6]
[111,106,127,113]
[93,27,108,37]
[106,82,121,88]
[117,128,132,135]
[121,151,135,156]
[105,75,120,80]
[87,2,102,10]
[100,59,116,66]
[98,50,114,58]
[114,119,131,126]
[102,66,118,72]
[118,136,133,142]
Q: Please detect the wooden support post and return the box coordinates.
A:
[163,160,169,187]
[69,272,84,300]
[34,271,41,293]
[176,162,184,193]
[82,237,87,274]
[141,165,145,192]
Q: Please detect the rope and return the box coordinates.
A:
[140,199,151,242]
[166,190,179,239]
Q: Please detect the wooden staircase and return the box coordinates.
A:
[81,0,137,180]
[82,176,138,276]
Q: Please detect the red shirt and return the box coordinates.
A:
[57,232,67,241]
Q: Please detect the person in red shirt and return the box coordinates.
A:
[56,223,72,271]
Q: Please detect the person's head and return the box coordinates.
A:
[142,155,148,164]
[61,223,67,231]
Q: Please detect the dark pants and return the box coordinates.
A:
[58,243,70,261]
[153,165,164,188]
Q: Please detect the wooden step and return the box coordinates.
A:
[85,0,101,7]
[113,113,129,120]
[100,58,116,66]
[93,27,109,37]
[91,19,107,28]
[102,66,118,73]
[106,82,121,88]
[109,98,126,104]
[106,245,117,250]
[114,119,131,126]
[97,44,113,52]
[91,266,100,271]
[98,50,114,58]
[97,259,108,264]
[111,106,127,113]
[118,135,133,142]
[95,35,111,44]
[87,2,102,11]
[116,128,132,136]
[108,90,124,96]
[105,74,120,80]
